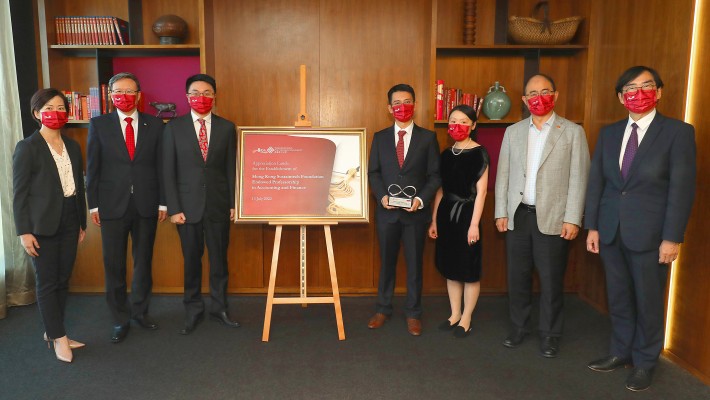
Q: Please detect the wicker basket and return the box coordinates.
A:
[508,1,583,45]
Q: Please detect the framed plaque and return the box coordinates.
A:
[237,127,369,223]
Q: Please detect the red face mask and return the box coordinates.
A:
[623,89,657,114]
[447,124,470,141]
[41,111,68,130]
[392,103,414,122]
[111,94,137,112]
[188,96,214,114]
[527,94,555,116]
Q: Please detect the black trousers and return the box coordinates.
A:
[177,218,230,319]
[375,220,427,319]
[32,196,79,339]
[600,231,668,370]
[100,196,157,326]
[506,205,569,337]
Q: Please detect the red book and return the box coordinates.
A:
[72,17,79,44]
[101,84,108,114]
[60,17,66,44]
[102,17,111,45]
[446,88,457,117]
[90,17,98,45]
[112,17,129,45]
[81,17,88,44]
[435,80,444,120]
[54,17,60,44]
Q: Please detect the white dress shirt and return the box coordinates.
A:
[523,113,556,205]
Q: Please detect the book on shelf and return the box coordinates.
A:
[62,86,111,121]
[434,80,481,120]
[54,16,130,45]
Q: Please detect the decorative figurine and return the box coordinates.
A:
[152,15,188,45]
[150,102,177,118]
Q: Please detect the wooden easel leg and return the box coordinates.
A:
[262,225,283,342]
[300,225,307,308]
[324,226,345,340]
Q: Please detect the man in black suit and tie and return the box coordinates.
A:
[163,74,239,335]
[87,72,167,343]
[585,66,696,392]
[367,84,441,336]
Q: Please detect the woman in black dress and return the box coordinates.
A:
[428,104,489,338]
[13,88,87,362]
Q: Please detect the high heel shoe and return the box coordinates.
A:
[453,324,472,338]
[438,319,461,331]
[44,332,85,349]
[52,336,73,363]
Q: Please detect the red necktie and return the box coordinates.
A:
[198,118,208,161]
[396,130,406,168]
[124,117,135,160]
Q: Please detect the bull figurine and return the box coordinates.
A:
[149,102,177,118]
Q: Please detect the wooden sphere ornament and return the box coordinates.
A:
[152,15,188,45]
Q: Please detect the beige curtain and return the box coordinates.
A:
[0,0,35,319]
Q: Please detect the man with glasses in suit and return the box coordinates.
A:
[585,66,696,391]
[163,74,239,335]
[495,74,590,358]
[87,72,166,343]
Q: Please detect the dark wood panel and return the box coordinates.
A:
[665,0,710,384]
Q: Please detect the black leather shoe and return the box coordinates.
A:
[210,311,240,328]
[131,316,158,330]
[110,324,129,343]
[540,336,560,358]
[626,368,653,391]
[588,355,632,372]
[502,330,527,348]
[179,314,204,335]
[438,319,460,331]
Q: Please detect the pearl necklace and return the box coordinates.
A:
[451,138,471,155]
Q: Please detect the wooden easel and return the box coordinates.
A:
[261,65,345,342]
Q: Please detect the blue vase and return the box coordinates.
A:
[482,82,511,120]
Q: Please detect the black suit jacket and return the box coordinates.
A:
[13,131,87,236]
[86,111,165,219]
[585,113,696,251]
[162,113,236,223]
[368,124,441,224]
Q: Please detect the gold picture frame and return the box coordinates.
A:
[236,126,369,223]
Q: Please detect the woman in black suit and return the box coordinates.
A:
[12,88,87,363]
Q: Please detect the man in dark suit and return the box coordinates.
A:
[367,83,441,336]
[87,72,166,343]
[585,66,696,392]
[163,74,239,335]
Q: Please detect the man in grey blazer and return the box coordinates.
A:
[495,74,590,357]
[585,66,696,391]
